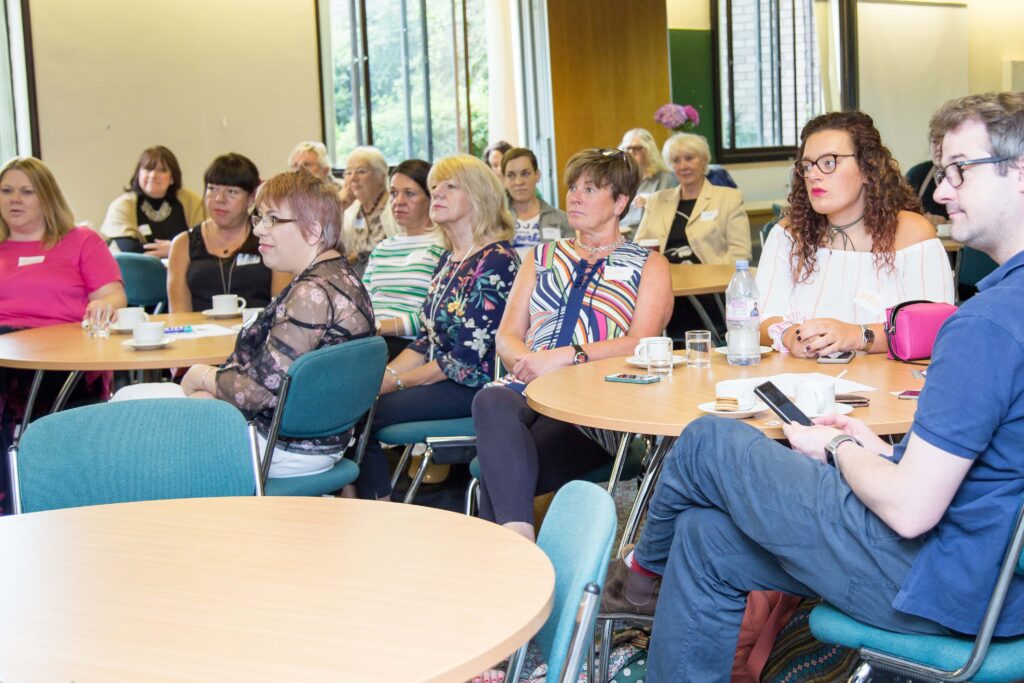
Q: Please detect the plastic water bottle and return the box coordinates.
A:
[725,260,761,366]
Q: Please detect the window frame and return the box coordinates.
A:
[710,0,859,164]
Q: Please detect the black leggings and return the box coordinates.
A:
[473,385,611,525]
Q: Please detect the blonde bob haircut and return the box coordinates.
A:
[427,154,513,250]
[0,156,75,248]
[662,132,711,176]
[254,170,344,254]
[619,128,670,178]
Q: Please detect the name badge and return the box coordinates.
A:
[699,210,718,221]
[541,227,561,241]
[18,256,44,267]
[139,223,153,236]
[352,215,366,230]
[603,265,633,281]
[853,289,883,313]
[235,253,261,267]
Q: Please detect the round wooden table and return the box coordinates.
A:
[0,497,554,682]
[0,311,237,371]
[525,351,924,554]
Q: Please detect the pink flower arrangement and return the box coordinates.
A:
[654,103,700,132]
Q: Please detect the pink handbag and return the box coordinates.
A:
[884,300,957,363]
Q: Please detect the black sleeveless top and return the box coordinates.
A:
[185,225,273,312]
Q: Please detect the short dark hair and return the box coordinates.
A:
[483,140,513,161]
[128,146,183,196]
[500,147,538,175]
[563,148,641,219]
[390,159,432,197]
[204,153,261,194]
[929,92,1024,169]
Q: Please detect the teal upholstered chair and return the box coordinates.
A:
[8,398,261,514]
[465,434,648,517]
[955,246,998,303]
[809,501,1024,682]
[504,480,618,683]
[115,252,169,313]
[261,336,387,496]
[377,416,476,504]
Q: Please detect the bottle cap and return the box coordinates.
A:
[735,260,749,269]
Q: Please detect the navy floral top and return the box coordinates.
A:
[408,241,519,387]
[215,256,374,454]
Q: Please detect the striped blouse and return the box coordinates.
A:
[524,239,650,351]
[362,233,444,336]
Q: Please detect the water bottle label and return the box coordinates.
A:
[726,299,759,322]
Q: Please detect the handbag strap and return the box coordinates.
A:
[884,299,934,366]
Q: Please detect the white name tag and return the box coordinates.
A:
[139,223,152,236]
[541,227,561,241]
[18,256,44,267]
[603,265,633,281]
[235,253,261,267]
[352,215,366,230]
[853,289,883,313]
[404,251,429,265]
[699,210,719,221]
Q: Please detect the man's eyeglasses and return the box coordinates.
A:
[933,156,1011,188]
[251,211,298,230]
[794,153,856,178]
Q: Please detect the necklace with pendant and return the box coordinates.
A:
[827,215,864,251]
[424,244,478,359]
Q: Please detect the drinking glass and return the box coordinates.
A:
[685,330,712,368]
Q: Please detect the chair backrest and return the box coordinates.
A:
[759,220,777,249]
[958,247,998,290]
[277,336,387,439]
[10,399,258,513]
[115,253,169,309]
[534,480,618,681]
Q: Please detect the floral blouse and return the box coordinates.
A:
[408,241,519,387]
[214,256,374,454]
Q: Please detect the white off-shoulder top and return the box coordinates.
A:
[755,224,955,324]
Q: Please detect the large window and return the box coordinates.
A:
[712,0,857,162]
[320,0,488,166]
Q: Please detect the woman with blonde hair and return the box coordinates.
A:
[340,145,399,275]
[355,154,519,500]
[619,127,677,229]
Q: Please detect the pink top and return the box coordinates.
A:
[0,227,122,329]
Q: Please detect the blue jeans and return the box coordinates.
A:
[635,416,948,682]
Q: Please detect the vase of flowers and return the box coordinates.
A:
[654,103,700,133]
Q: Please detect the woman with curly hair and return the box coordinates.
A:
[757,111,954,357]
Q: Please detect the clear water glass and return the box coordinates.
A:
[685,330,712,368]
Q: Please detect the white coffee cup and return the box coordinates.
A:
[115,307,149,330]
[634,336,673,362]
[212,294,247,314]
[715,379,757,411]
[795,379,836,417]
[133,321,166,345]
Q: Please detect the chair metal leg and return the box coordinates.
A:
[617,436,675,557]
[403,445,432,504]
[848,661,872,683]
[505,642,527,683]
[14,370,45,446]
[595,616,615,683]
[604,432,634,495]
[465,477,480,516]
[390,444,414,490]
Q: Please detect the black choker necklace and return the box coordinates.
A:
[828,215,864,251]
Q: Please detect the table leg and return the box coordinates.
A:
[14,370,44,446]
[687,295,723,346]
[604,432,634,495]
[617,436,676,557]
[50,371,82,413]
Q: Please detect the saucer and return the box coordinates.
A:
[714,345,772,355]
[202,308,243,319]
[625,355,686,368]
[122,337,174,351]
[697,400,769,419]
[110,324,135,334]
[802,402,854,418]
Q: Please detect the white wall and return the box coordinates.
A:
[29,0,322,228]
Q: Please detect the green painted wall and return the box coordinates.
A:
[667,28,717,161]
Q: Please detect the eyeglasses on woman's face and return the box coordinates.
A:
[794,153,856,178]
[250,210,298,230]
[933,156,1011,189]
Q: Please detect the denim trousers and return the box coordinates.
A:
[635,416,948,682]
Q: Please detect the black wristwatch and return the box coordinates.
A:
[571,344,589,365]
[825,434,862,467]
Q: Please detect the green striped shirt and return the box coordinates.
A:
[362,233,444,336]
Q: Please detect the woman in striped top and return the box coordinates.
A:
[362,160,443,359]
[472,148,673,542]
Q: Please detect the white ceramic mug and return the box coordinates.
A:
[795,380,836,417]
[634,336,674,376]
[212,294,247,314]
[715,379,757,411]
[133,321,166,345]
[115,307,149,330]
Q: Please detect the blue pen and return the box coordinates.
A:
[165,325,193,334]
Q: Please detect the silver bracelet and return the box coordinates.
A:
[385,366,406,391]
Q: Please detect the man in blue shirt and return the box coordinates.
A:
[603,92,1024,682]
